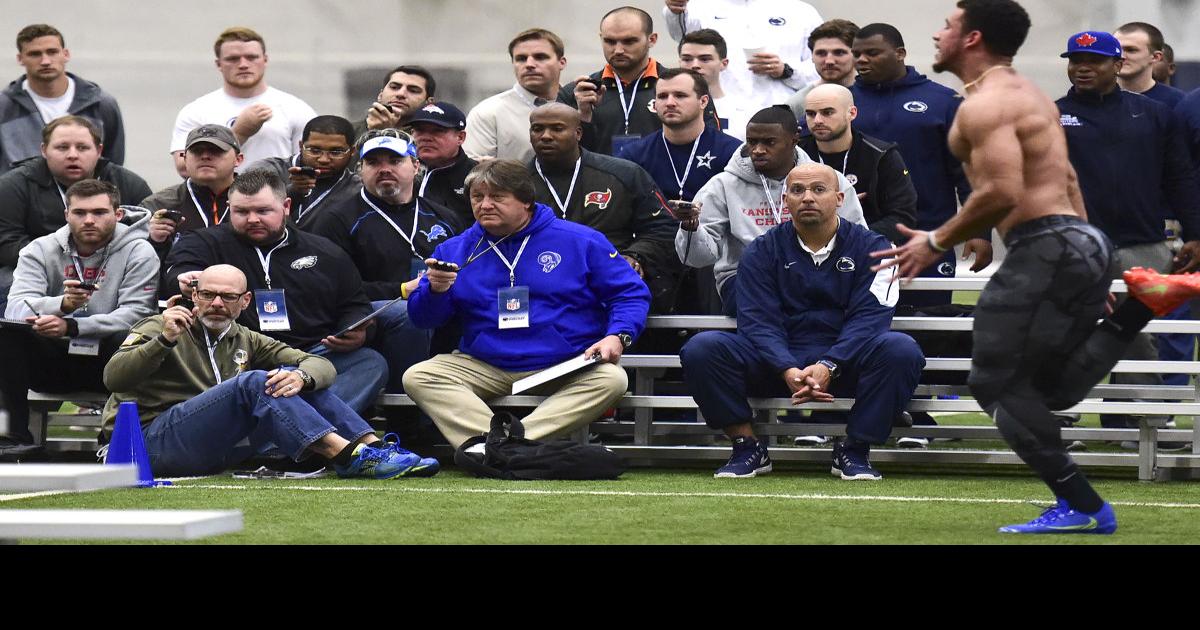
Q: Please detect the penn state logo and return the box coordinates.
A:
[291,256,318,270]
[846,174,858,186]
[583,189,613,209]
[903,101,929,113]
[835,257,856,272]
[938,262,955,276]
[647,98,656,113]
[768,17,787,26]
[225,116,237,127]
[419,224,448,241]
[539,251,562,273]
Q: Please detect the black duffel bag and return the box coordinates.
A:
[453,412,627,480]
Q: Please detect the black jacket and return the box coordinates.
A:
[413,149,476,226]
[0,72,125,173]
[247,154,362,230]
[140,179,232,262]
[528,148,680,311]
[0,157,151,267]
[1058,87,1200,246]
[162,223,373,349]
[557,59,720,156]
[308,189,467,301]
[798,130,918,243]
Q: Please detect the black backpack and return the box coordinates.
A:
[453,412,627,480]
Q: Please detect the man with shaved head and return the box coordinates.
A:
[527,101,680,311]
[101,263,440,479]
[681,162,924,479]
[798,84,916,244]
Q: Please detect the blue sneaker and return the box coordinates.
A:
[831,440,882,480]
[714,437,771,478]
[379,433,440,477]
[998,499,1117,534]
[334,441,426,479]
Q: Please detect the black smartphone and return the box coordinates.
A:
[427,260,460,273]
[75,283,98,292]
[159,210,185,224]
[297,166,318,177]
[576,78,599,91]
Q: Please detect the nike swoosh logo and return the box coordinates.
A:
[1132,112,1144,118]
[609,251,619,258]
[1048,517,1097,531]
[784,261,797,268]
[651,210,662,217]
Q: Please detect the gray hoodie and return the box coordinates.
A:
[674,145,866,291]
[4,211,159,338]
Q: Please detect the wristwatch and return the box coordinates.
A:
[816,359,839,379]
[778,63,795,80]
[295,369,315,390]
[617,333,634,349]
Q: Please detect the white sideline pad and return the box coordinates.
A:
[0,509,242,540]
[0,464,137,492]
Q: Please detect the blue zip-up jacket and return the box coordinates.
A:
[1058,87,1200,246]
[408,203,651,371]
[614,126,742,201]
[737,217,901,374]
[851,67,972,231]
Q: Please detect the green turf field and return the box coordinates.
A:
[4,464,1199,544]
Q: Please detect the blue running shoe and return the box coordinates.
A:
[831,440,882,480]
[380,433,440,477]
[714,436,771,478]
[998,500,1117,534]
[334,441,423,479]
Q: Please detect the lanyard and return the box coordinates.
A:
[487,235,532,287]
[360,189,420,251]
[254,233,290,289]
[69,240,109,286]
[296,154,350,221]
[817,148,851,176]
[613,68,648,134]
[186,180,227,228]
[534,158,581,218]
[202,326,232,384]
[662,132,701,198]
[55,181,67,208]
[512,83,545,109]
[758,174,785,225]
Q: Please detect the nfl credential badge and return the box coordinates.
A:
[255,289,292,331]
[498,286,530,329]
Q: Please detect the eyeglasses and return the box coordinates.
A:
[302,146,352,158]
[195,289,247,303]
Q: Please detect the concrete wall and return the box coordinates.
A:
[2,1,1152,187]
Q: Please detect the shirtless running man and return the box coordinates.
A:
[872,0,1200,534]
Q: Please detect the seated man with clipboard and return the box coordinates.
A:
[403,160,651,448]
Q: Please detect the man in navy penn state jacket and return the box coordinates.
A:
[403,159,650,448]
[680,163,924,480]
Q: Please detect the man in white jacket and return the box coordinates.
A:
[675,105,864,315]
[664,0,823,112]
[0,179,158,453]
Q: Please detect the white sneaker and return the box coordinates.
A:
[793,435,830,446]
[896,436,930,449]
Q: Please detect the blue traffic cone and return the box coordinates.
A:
[105,401,171,487]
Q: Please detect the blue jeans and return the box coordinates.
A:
[305,343,388,415]
[143,370,374,477]
[370,299,432,392]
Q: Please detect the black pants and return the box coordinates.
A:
[968,215,1130,487]
[0,329,122,443]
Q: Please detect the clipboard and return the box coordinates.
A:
[333,296,405,338]
[511,353,601,394]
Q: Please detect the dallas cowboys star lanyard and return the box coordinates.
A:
[487,234,532,287]
[758,174,785,225]
[254,232,290,289]
[534,157,581,218]
[186,179,227,227]
[360,188,421,252]
[662,133,701,198]
[614,69,648,134]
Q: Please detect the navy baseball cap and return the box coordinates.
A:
[1061,31,1123,58]
[406,101,467,129]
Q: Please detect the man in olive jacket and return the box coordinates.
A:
[101,264,438,479]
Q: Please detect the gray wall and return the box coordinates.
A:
[2,1,1158,188]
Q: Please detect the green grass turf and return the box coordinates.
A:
[4,467,1200,544]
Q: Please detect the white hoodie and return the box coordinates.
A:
[675,145,866,291]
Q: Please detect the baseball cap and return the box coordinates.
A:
[359,135,418,159]
[1061,31,1123,58]
[406,101,467,129]
[185,124,240,152]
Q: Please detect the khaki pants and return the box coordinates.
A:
[402,352,628,448]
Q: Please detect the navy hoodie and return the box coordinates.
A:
[851,67,972,230]
[1058,87,1200,245]
[737,218,902,374]
[408,203,651,371]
